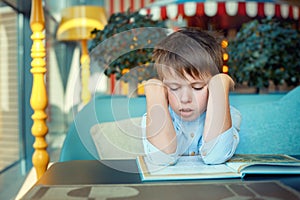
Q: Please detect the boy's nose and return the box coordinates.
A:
[180,88,192,103]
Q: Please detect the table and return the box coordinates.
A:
[21,159,300,199]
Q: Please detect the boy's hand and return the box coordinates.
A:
[203,74,234,142]
[208,74,234,93]
[143,79,168,100]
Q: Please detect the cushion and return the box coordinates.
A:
[90,117,145,160]
[236,86,300,155]
[90,86,300,159]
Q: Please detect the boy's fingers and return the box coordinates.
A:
[144,79,163,86]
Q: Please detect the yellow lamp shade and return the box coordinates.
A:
[56,5,107,41]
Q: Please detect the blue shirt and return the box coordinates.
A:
[142,106,241,165]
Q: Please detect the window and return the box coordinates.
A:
[0,6,19,172]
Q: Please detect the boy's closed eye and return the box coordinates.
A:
[191,83,206,91]
[167,84,180,91]
[165,83,206,91]
[192,86,204,91]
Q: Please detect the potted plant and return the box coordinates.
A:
[89,10,167,96]
[227,18,300,93]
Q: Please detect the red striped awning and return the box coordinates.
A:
[106,0,155,15]
[105,1,299,20]
[138,1,299,21]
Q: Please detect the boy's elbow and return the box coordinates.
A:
[201,128,239,165]
[201,149,234,165]
[202,154,227,165]
[147,152,178,166]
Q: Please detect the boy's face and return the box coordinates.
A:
[163,70,210,121]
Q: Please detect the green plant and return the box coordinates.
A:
[227,18,300,91]
[89,10,167,83]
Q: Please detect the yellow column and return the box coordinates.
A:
[80,40,91,104]
[30,0,49,179]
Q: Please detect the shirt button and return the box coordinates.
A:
[202,151,207,156]
[190,151,195,156]
[190,132,195,138]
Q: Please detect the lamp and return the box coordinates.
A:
[56,5,107,105]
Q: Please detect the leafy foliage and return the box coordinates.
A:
[89,10,167,82]
[227,18,300,89]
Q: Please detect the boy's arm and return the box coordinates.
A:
[203,74,234,142]
[144,79,177,154]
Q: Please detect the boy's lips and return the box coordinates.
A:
[179,108,193,112]
[179,108,194,117]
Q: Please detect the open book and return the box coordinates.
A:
[136,154,300,181]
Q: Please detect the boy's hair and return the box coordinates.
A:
[152,27,224,80]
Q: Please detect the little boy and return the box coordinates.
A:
[142,27,241,165]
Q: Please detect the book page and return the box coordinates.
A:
[144,156,236,176]
[137,154,300,181]
[226,154,300,174]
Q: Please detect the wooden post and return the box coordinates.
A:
[80,39,91,104]
[30,0,49,179]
